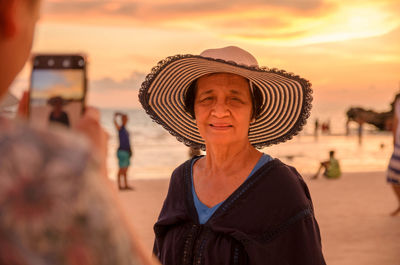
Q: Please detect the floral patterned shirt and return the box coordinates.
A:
[0,118,145,265]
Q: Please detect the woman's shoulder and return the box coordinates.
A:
[0,119,147,265]
[170,156,203,181]
[0,119,92,178]
[2,118,89,147]
[253,159,311,204]
[156,157,201,223]
[259,158,303,181]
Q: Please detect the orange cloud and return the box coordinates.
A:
[91,71,145,91]
[40,0,400,46]
[40,0,332,29]
[10,0,397,111]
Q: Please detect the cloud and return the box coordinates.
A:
[39,0,335,44]
[40,0,400,46]
[43,0,109,14]
[42,0,329,23]
[90,71,146,92]
[43,0,325,16]
[148,0,325,16]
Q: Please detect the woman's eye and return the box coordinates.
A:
[200,97,213,102]
[230,97,243,103]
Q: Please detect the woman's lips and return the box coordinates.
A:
[209,123,233,130]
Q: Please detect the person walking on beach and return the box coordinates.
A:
[114,112,133,190]
[140,46,325,264]
[312,150,341,180]
[0,0,155,264]
[387,94,400,216]
[314,118,319,139]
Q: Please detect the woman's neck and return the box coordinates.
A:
[201,141,262,178]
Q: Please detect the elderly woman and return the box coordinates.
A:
[139,46,325,264]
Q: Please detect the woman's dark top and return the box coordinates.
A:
[153,157,326,265]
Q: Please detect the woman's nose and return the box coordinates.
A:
[211,101,229,117]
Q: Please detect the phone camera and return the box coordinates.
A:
[48,59,55,66]
[62,59,71,68]
[78,59,84,67]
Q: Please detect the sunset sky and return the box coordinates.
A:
[10,0,400,119]
[31,70,85,99]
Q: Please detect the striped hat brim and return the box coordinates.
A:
[139,55,312,149]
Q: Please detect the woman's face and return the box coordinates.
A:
[194,73,253,147]
[122,115,128,125]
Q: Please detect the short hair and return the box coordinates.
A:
[184,79,264,120]
[329,150,335,157]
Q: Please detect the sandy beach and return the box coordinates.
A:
[116,170,400,265]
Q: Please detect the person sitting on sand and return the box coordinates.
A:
[114,112,133,190]
[312,150,341,179]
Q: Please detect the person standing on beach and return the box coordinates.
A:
[114,112,133,190]
[140,46,325,264]
[314,118,319,138]
[387,94,400,216]
[0,0,156,264]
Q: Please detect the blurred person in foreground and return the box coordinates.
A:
[114,112,133,190]
[387,94,400,216]
[0,0,157,264]
[311,150,341,180]
[140,46,326,264]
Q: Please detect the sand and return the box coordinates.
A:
[116,171,400,265]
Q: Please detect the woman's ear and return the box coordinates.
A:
[0,0,18,38]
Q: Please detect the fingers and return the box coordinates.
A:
[76,107,109,178]
[84,107,100,120]
[16,91,29,119]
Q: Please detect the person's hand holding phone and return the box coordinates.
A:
[17,92,109,178]
[29,54,87,129]
[76,107,109,179]
[16,91,29,119]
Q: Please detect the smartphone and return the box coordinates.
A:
[29,54,87,129]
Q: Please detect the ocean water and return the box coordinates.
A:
[101,108,393,180]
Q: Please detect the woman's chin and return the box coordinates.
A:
[204,136,248,147]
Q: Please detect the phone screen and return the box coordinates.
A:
[29,55,86,129]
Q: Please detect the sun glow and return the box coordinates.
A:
[10,0,400,110]
[225,3,399,46]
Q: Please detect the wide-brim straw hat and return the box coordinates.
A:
[139,46,312,149]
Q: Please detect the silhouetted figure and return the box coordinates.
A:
[314,118,319,139]
[358,122,363,145]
